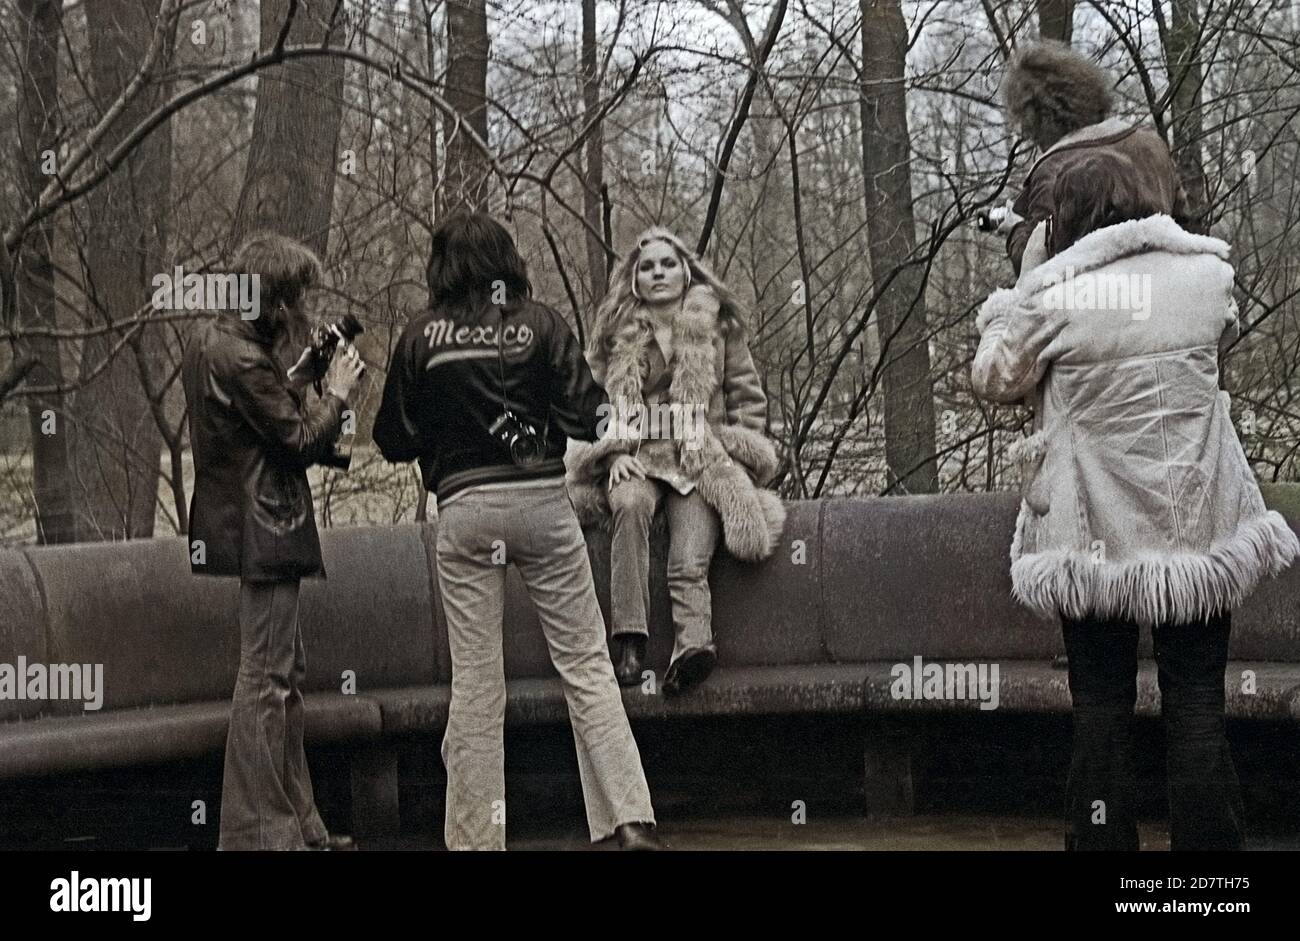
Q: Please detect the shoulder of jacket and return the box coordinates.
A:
[523,297,562,328]
[207,323,268,373]
[1018,216,1231,295]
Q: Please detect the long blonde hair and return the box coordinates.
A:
[587,227,746,367]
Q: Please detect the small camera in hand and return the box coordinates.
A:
[975,206,1010,233]
[309,313,365,383]
[310,313,365,472]
[488,410,545,467]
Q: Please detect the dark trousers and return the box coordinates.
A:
[1061,611,1245,851]
[218,578,329,850]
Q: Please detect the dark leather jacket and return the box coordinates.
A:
[182,316,345,580]
[372,297,606,503]
[1007,120,1189,274]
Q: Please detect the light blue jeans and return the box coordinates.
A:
[608,478,721,666]
[435,481,656,849]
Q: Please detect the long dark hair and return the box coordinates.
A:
[426,212,531,311]
[1049,152,1164,256]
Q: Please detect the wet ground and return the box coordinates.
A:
[366,814,1300,851]
[3,711,1298,851]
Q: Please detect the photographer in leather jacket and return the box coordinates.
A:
[373,212,661,850]
[182,232,365,851]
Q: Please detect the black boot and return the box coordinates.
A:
[663,644,717,697]
[616,822,665,850]
[612,634,646,687]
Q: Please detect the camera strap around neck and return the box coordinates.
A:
[496,306,550,437]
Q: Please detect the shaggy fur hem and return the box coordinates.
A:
[696,459,786,561]
[1010,510,1300,627]
[564,431,786,560]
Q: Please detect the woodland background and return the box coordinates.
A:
[0,0,1296,545]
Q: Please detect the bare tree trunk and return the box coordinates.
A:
[423,0,440,215]
[1164,0,1209,230]
[441,0,490,215]
[1036,0,1074,44]
[14,0,75,543]
[231,0,345,257]
[68,0,176,540]
[415,0,442,526]
[859,0,937,494]
[580,0,607,296]
[422,0,490,521]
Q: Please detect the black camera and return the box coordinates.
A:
[309,313,365,381]
[309,313,365,471]
[488,410,546,467]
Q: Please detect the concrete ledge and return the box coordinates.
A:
[366,686,452,736]
[0,693,381,782]
[502,664,870,725]
[366,665,870,737]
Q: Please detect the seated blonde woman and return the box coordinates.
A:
[566,228,785,694]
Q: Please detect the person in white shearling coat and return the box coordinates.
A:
[972,156,1298,851]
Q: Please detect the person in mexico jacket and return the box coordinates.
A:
[372,212,661,851]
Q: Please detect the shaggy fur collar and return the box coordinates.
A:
[1014,214,1230,299]
[604,284,724,413]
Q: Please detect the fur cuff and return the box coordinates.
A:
[1006,431,1047,467]
[566,435,634,484]
[696,459,786,561]
[716,424,780,485]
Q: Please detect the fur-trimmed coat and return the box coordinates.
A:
[566,285,786,561]
[972,214,1299,626]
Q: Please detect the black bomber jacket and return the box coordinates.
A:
[372,297,607,504]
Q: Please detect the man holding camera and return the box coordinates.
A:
[998,40,1189,275]
[182,233,365,851]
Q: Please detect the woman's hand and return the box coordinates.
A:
[608,453,647,489]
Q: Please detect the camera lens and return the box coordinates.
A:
[510,435,545,467]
